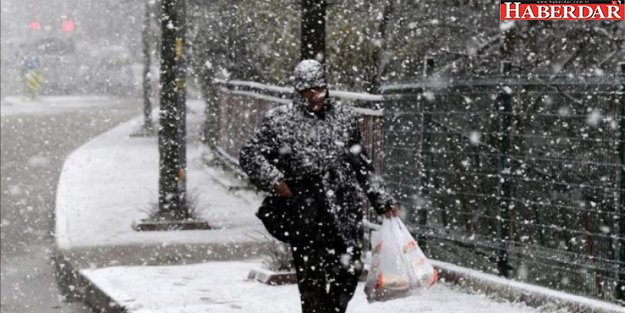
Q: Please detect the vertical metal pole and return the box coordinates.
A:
[301,0,326,63]
[497,61,512,278]
[417,56,435,249]
[616,62,625,302]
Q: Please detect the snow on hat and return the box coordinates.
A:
[293,59,327,91]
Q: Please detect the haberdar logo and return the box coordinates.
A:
[500,0,625,20]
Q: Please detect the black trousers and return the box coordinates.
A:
[291,244,362,313]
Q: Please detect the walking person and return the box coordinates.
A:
[240,59,400,313]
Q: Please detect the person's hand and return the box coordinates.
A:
[273,179,293,198]
[384,204,400,218]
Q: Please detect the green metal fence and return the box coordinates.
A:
[380,61,624,303]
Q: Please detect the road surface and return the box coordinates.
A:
[1,96,142,313]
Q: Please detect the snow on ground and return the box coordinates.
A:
[431,260,624,313]
[1,95,120,116]
[82,261,542,313]
[55,99,265,250]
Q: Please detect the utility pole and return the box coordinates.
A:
[301,0,326,63]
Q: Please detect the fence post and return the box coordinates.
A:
[497,61,512,278]
[616,62,625,302]
[417,56,435,249]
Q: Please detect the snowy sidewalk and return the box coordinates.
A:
[55,99,267,268]
[81,261,540,313]
[54,99,623,313]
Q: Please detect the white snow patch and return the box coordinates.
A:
[423,91,435,102]
[8,185,22,196]
[349,144,363,155]
[609,120,617,130]
[468,131,481,145]
[593,67,605,77]
[586,110,602,127]
[82,261,543,313]
[431,260,624,313]
[500,21,515,31]
[557,106,570,117]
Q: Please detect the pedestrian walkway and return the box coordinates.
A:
[54,99,623,313]
[55,99,267,268]
[81,261,540,313]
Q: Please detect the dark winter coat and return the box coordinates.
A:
[239,95,396,251]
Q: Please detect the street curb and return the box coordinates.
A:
[53,240,272,313]
[432,260,624,313]
[78,270,128,313]
[55,240,270,268]
[53,251,127,313]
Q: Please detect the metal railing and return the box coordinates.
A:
[380,60,624,303]
[210,79,385,174]
[208,63,624,304]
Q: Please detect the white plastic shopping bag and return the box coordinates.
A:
[397,219,439,289]
[364,217,438,302]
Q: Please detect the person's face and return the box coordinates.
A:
[299,87,327,113]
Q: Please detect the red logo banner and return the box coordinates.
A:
[500,1,625,20]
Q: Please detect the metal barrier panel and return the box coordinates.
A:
[381,75,623,303]
[216,88,277,159]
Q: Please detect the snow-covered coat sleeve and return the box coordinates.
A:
[239,112,285,192]
[347,117,397,215]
